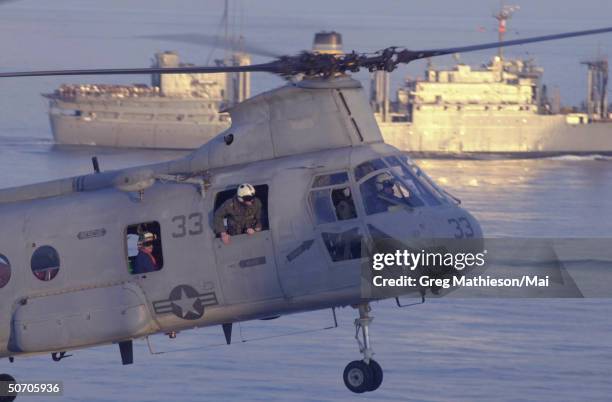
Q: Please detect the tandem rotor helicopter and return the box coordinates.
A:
[0,17,611,398]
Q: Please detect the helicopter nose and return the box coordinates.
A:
[442,206,484,256]
[462,208,483,239]
[459,208,484,256]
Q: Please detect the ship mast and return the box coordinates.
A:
[494,3,519,61]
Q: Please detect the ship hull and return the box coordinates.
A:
[50,113,230,149]
[379,113,612,154]
[51,112,612,153]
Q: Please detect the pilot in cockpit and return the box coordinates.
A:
[371,172,407,213]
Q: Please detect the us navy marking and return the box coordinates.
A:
[153,284,218,320]
[77,228,106,240]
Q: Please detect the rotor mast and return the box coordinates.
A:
[494,3,519,61]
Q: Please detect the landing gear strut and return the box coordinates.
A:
[343,304,383,393]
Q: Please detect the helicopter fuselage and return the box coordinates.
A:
[0,142,481,359]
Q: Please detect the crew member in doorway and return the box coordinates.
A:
[214,183,263,245]
[134,232,159,274]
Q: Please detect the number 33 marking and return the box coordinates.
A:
[448,217,474,238]
[172,213,204,238]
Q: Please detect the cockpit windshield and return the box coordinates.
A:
[354,156,448,214]
[397,155,456,204]
[384,156,442,206]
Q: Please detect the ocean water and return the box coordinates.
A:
[1,1,612,401]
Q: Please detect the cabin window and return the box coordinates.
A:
[126,221,164,275]
[0,254,10,288]
[213,184,269,236]
[31,246,60,281]
[321,227,363,262]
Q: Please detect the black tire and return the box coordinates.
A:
[368,360,383,391]
[0,373,16,402]
[343,360,373,394]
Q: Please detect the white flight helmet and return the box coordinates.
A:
[375,172,395,192]
[237,183,256,202]
[137,232,157,247]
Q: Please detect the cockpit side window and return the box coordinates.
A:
[309,172,357,224]
[360,170,424,215]
[309,189,337,224]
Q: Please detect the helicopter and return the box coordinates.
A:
[0,24,611,399]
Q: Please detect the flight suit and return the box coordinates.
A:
[134,250,158,274]
[213,196,263,236]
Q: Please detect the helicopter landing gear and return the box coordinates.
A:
[0,373,17,402]
[343,304,383,393]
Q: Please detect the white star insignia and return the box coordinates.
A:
[171,288,201,318]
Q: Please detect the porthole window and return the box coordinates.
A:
[0,254,11,288]
[31,246,60,281]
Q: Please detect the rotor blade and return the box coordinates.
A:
[0,62,281,78]
[139,33,282,59]
[400,26,612,62]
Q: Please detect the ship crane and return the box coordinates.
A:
[494,4,520,61]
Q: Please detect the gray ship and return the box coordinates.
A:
[45,22,612,153]
[45,51,249,149]
[372,55,612,154]
[369,5,612,155]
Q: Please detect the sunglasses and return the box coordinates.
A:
[382,180,395,188]
[142,241,154,247]
[241,196,254,202]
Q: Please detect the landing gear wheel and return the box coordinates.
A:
[0,373,17,402]
[343,360,373,394]
[367,360,383,391]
